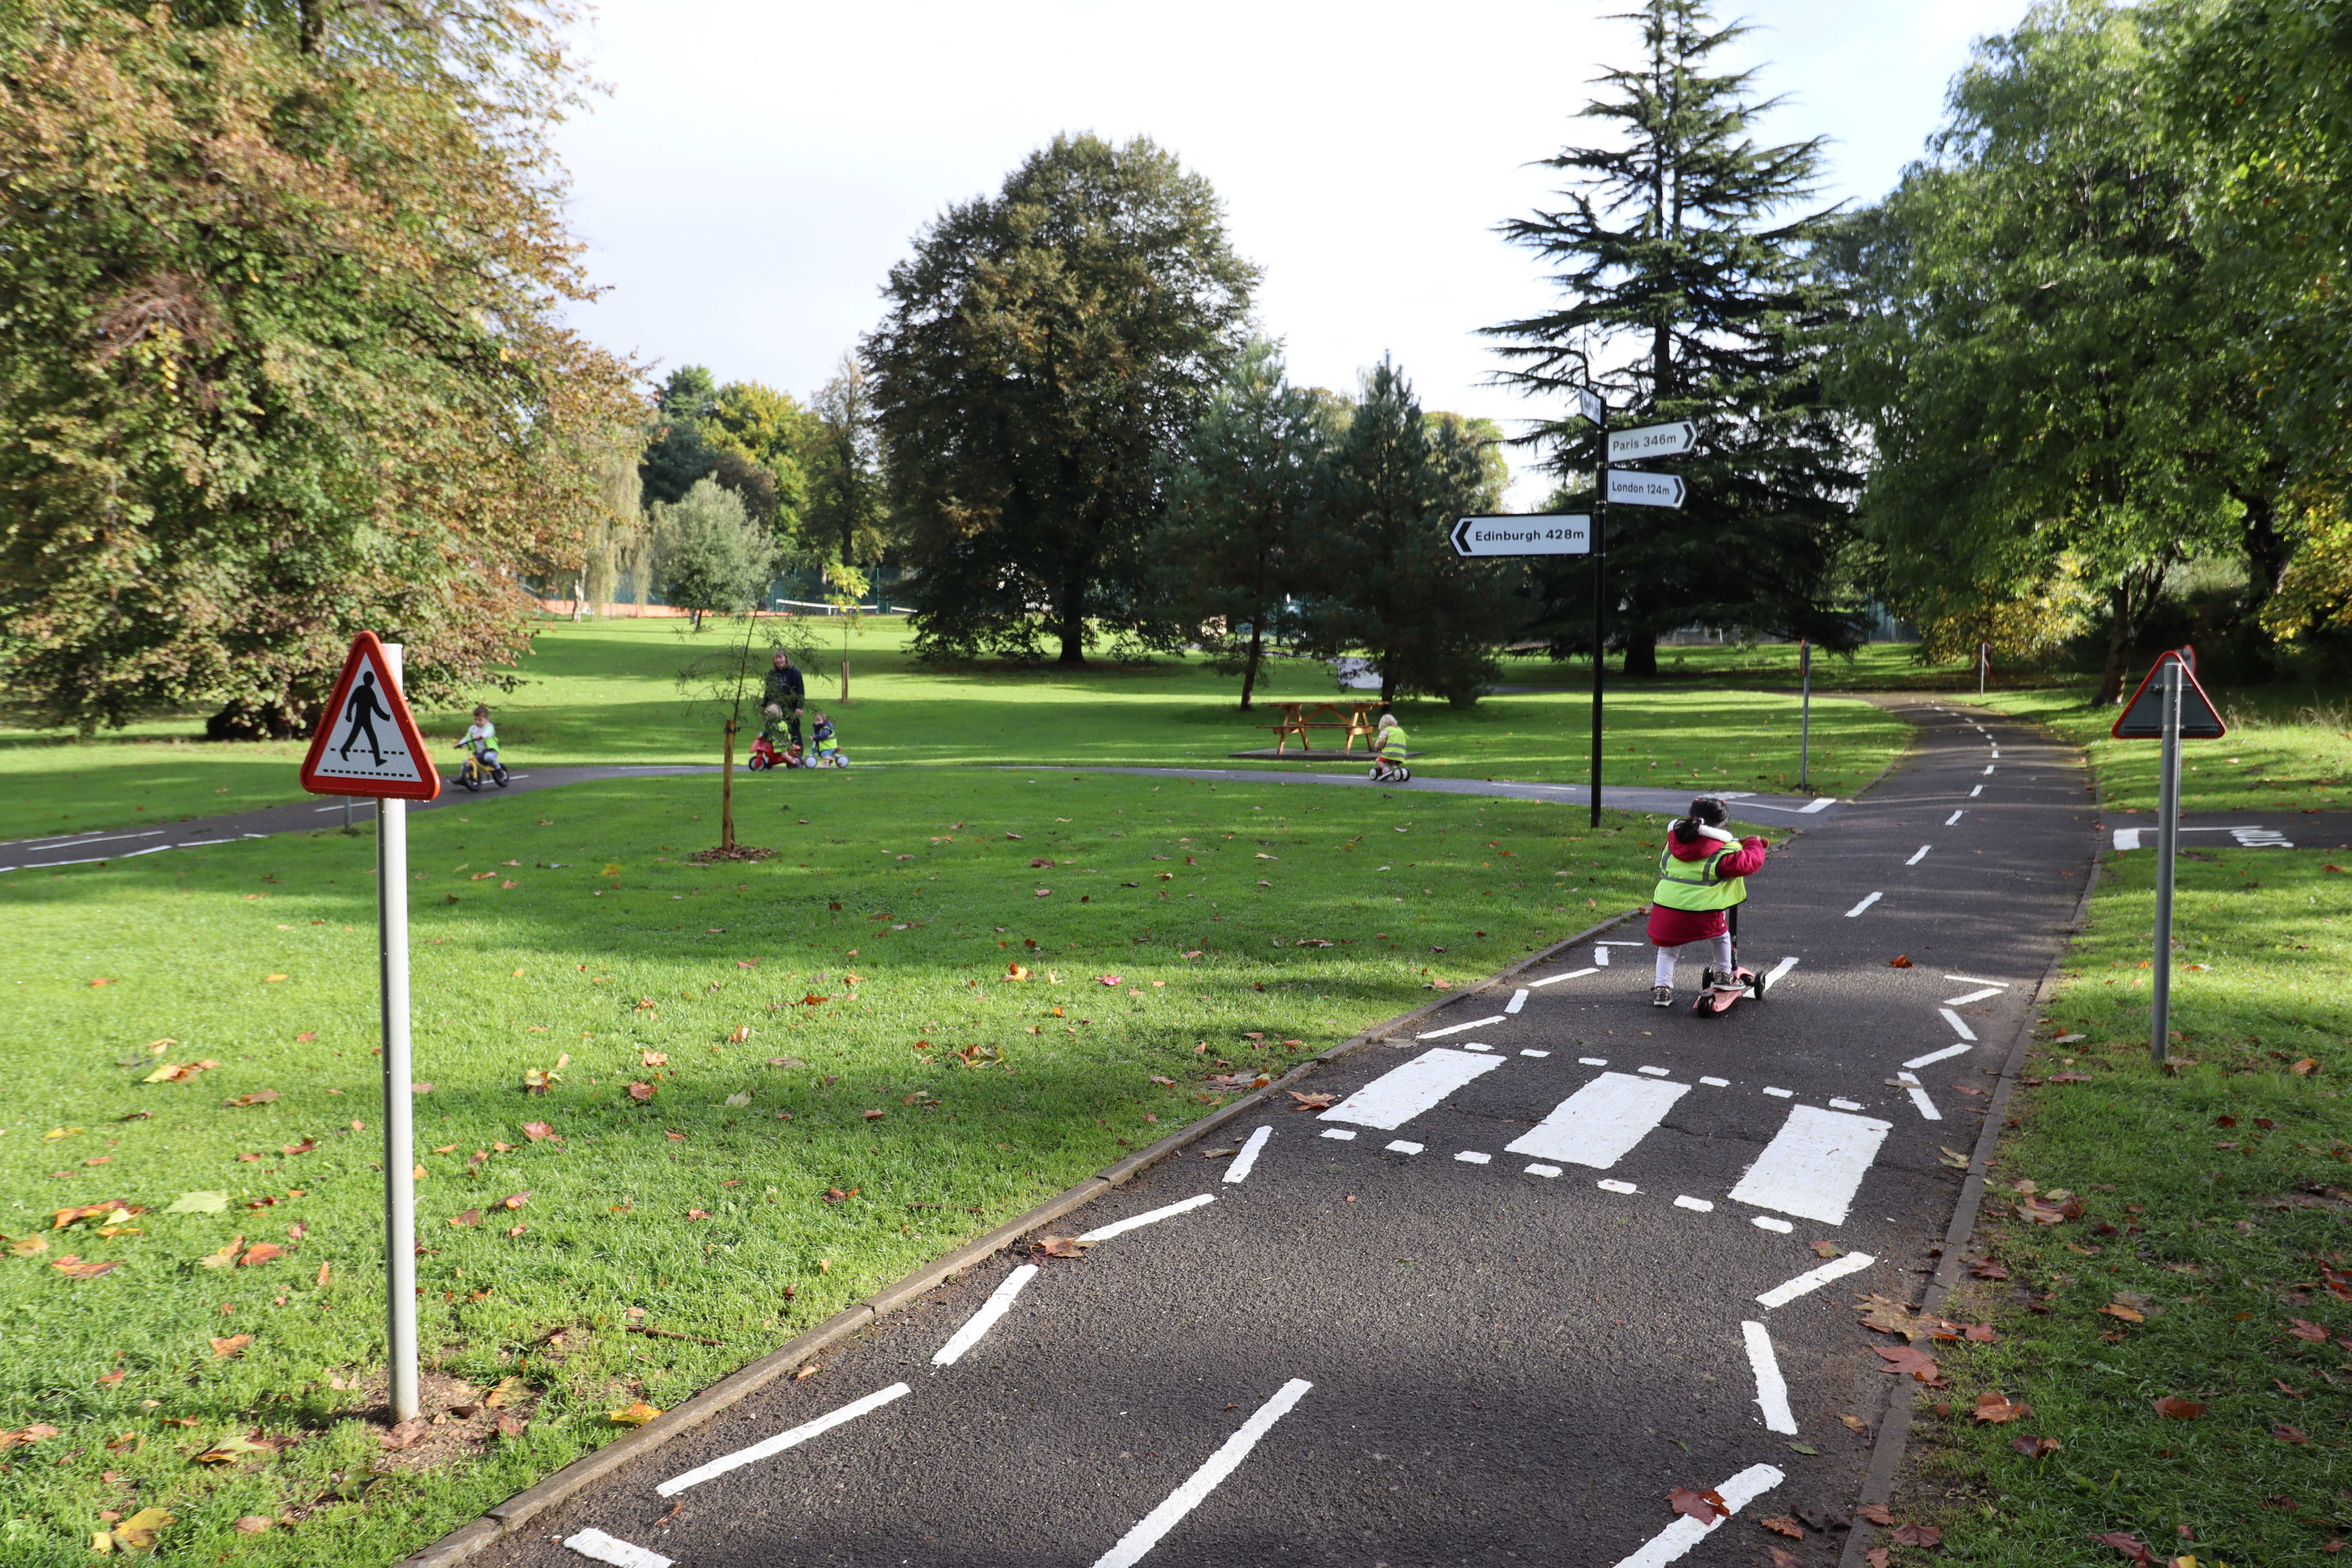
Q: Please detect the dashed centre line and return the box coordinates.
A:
[931,1265,1039,1367]
[1091,1380,1313,1568]
[1611,1462,1785,1568]
[1418,1014,1506,1040]
[656,1382,911,1497]
[1905,845,1931,866]
[1755,1250,1877,1309]
[1944,809,1965,825]
[1740,1322,1797,1434]
[1221,1125,1272,1185]
[1938,1007,1979,1041]
[1844,891,1883,918]
[563,1528,672,1568]
[1078,1193,1217,1244]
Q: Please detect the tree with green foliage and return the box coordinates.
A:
[1486,0,1862,675]
[639,365,721,508]
[656,478,777,630]
[804,353,890,568]
[867,134,1258,666]
[1830,1,2258,701]
[1154,340,1330,710]
[0,0,638,736]
[1294,359,1523,707]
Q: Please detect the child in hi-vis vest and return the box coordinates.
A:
[1647,795,1768,1007]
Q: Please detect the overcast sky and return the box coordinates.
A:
[550,0,2032,505]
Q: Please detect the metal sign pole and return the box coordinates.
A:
[376,643,419,1421]
[1590,399,1607,830]
[1798,640,1812,792]
[2150,659,2182,1065]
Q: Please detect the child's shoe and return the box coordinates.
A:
[1651,985,1673,1008]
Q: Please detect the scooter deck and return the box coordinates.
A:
[1691,965,1766,1017]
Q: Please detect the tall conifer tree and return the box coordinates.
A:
[1486,0,1860,673]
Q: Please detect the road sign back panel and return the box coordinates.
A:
[2111,652,2227,740]
[299,632,442,800]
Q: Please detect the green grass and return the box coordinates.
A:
[1896,847,2352,1564]
[0,766,1700,1566]
[1980,685,2352,816]
[0,619,1916,837]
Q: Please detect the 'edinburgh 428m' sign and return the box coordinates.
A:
[1450,514,1593,557]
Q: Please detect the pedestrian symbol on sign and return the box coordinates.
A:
[299,632,440,801]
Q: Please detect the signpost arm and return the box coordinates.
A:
[376,644,419,1423]
[1590,401,1607,830]
[2151,659,2182,1065]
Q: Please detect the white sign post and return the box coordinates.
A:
[1606,470,1686,508]
[1450,515,1593,557]
[1605,420,1698,463]
[299,632,439,1423]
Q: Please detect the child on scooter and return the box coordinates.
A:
[1369,712,1408,783]
[1648,795,1768,1008]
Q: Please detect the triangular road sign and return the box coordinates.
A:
[299,632,442,800]
[2111,650,2227,740]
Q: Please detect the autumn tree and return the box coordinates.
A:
[0,0,639,735]
[867,134,1258,665]
[1486,0,1862,675]
[802,353,889,568]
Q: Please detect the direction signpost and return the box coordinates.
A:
[2111,649,2227,1064]
[1605,470,1686,508]
[1605,420,1697,463]
[1450,515,1592,557]
[299,632,439,1423]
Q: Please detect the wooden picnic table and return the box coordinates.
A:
[1260,700,1382,755]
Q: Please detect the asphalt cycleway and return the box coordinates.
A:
[466,699,2097,1568]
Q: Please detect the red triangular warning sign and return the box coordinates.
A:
[299,632,442,800]
[2111,650,2227,740]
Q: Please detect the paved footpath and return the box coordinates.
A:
[461,701,2097,1568]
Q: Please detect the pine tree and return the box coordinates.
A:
[1485,0,1860,674]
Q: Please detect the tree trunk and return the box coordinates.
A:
[1057,608,1087,665]
[691,608,703,632]
[2241,486,2294,614]
[572,575,584,623]
[720,720,736,850]
[1238,625,1265,711]
[2094,583,2138,706]
[1622,634,1659,677]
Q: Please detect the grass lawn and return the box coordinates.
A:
[0,764,1710,1566]
[0,619,1916,838]
[1980,685,2352,817]
[1887,845,2352,1563]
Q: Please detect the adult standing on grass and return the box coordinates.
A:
[764,650,805,755]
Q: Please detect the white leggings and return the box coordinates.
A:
[1655,934,1734,987]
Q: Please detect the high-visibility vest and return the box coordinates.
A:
[1379,726,1407,754]
[1652,842,1749,911]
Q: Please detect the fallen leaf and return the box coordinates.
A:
[1838,1414,1869,1433]
[195,1235,244,1270]
[1809,1239,1844,1259]
[1288,1091,1339,1112]
[1972,1389,2031,1423]
[2288,1318,2330,1343]
[2152,1396,2207,1419]
[1856,1504,1895,1527]
[53,1257,122,1278]
[234,1516,273,1535]
[1890,1523,1942,1547]
[1761,1515,1804,1539]
[2093,1532,2157,1566]
[221,1091,280,1108]
[238,1243,284,1267]
[0,1423,60,1450]
[501,1192,530,1210]
[862,1109,886,1121]
[1873,1344,1942,1382]
[628,1082,655,1102]
[606,1402,661,1427]
[1888,955,1913,968]
[449,1209,482,1228]
[2099,1302,2146,1325]
[1667,1486,1729,1524]
[1856,1293,1923,1339]
[107,1508,173,1553]
[191,1432,272,1465]
[1968,1257,2009,1279]
[209,1333,251,1358]
[7,1233,48,1256]
[379,1416,429,1450]
[2274,1423,2310,1444]
[1031,1234,1095,1258]
[497,1412,527,1438]
[2013,1434,2060,1459]
[725,1091,753,1107]
[2294,1057,2321,1076]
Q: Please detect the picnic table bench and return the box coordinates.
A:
[1258,700,1382,756]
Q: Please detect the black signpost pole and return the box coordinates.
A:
[1590,399,1607,830]
[2151,658,2182,1065]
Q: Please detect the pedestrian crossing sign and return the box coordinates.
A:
[298,632,441,800]
[2111,650,2227,740]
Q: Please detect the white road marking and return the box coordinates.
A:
[1092,1379,1312,1568]
[1728,1105,1893,1225]
[1417,1014,1506,1040]
[563,1528,673,1568]
[1938,1008,1979,1041]
[1763,1086,1794,1098]
[1756,1250,1877,1309]
[1942,987,2002,1006]
[1320,1128,1356,1141]
[1700,1076,1730,1087]
[1505,988,1528,1014]
[656,1382,911,1495]
[21,829,163,849]
[1528,967,1599,987]
[1598,1179,1638,1194]
[1610,1462,1786,1568]
[2112,828,2141,851]
[1829,1098,1863,1111]
[1521,1049,1550,1059]
[1945,809,1965,826]
[1762,956,1799,989]
[1969,784,1984,797]
[1319,1047,1506,1130]
[931,1265,1039,1367]
[1455,1151,1492,1164]
[1741,1322,1797,1434]
[1800,797,1835,813]
[1990,749,1999,758]
[1902,1042,1971,1070]
[1905,846,1931,866]
[1894,1072,1942,1121]
[1506,1072,1690,1169]
[1593,946,1610,967]
[1943,975,2007,987]
[1461,1043,1493,1053]
[1637,1065,1670,1076]
[1078,1193,1217,1244]
[1982,764,1995,775]
[1674,1196,1714,1212]
[1597,940,1648,946]
[1526,1163,1563,1178]
[1385,1140,1423,1155]
[1579,1056,1609,1066]
[1221,1126,1272,1184]
[1751,1216,1793,1233]
[1844,891,1883,918]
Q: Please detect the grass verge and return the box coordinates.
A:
[0,621,1915,835]
[0,766,1691,1566]
[1980,686,2352,817]
[1890,846,2352,1565]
